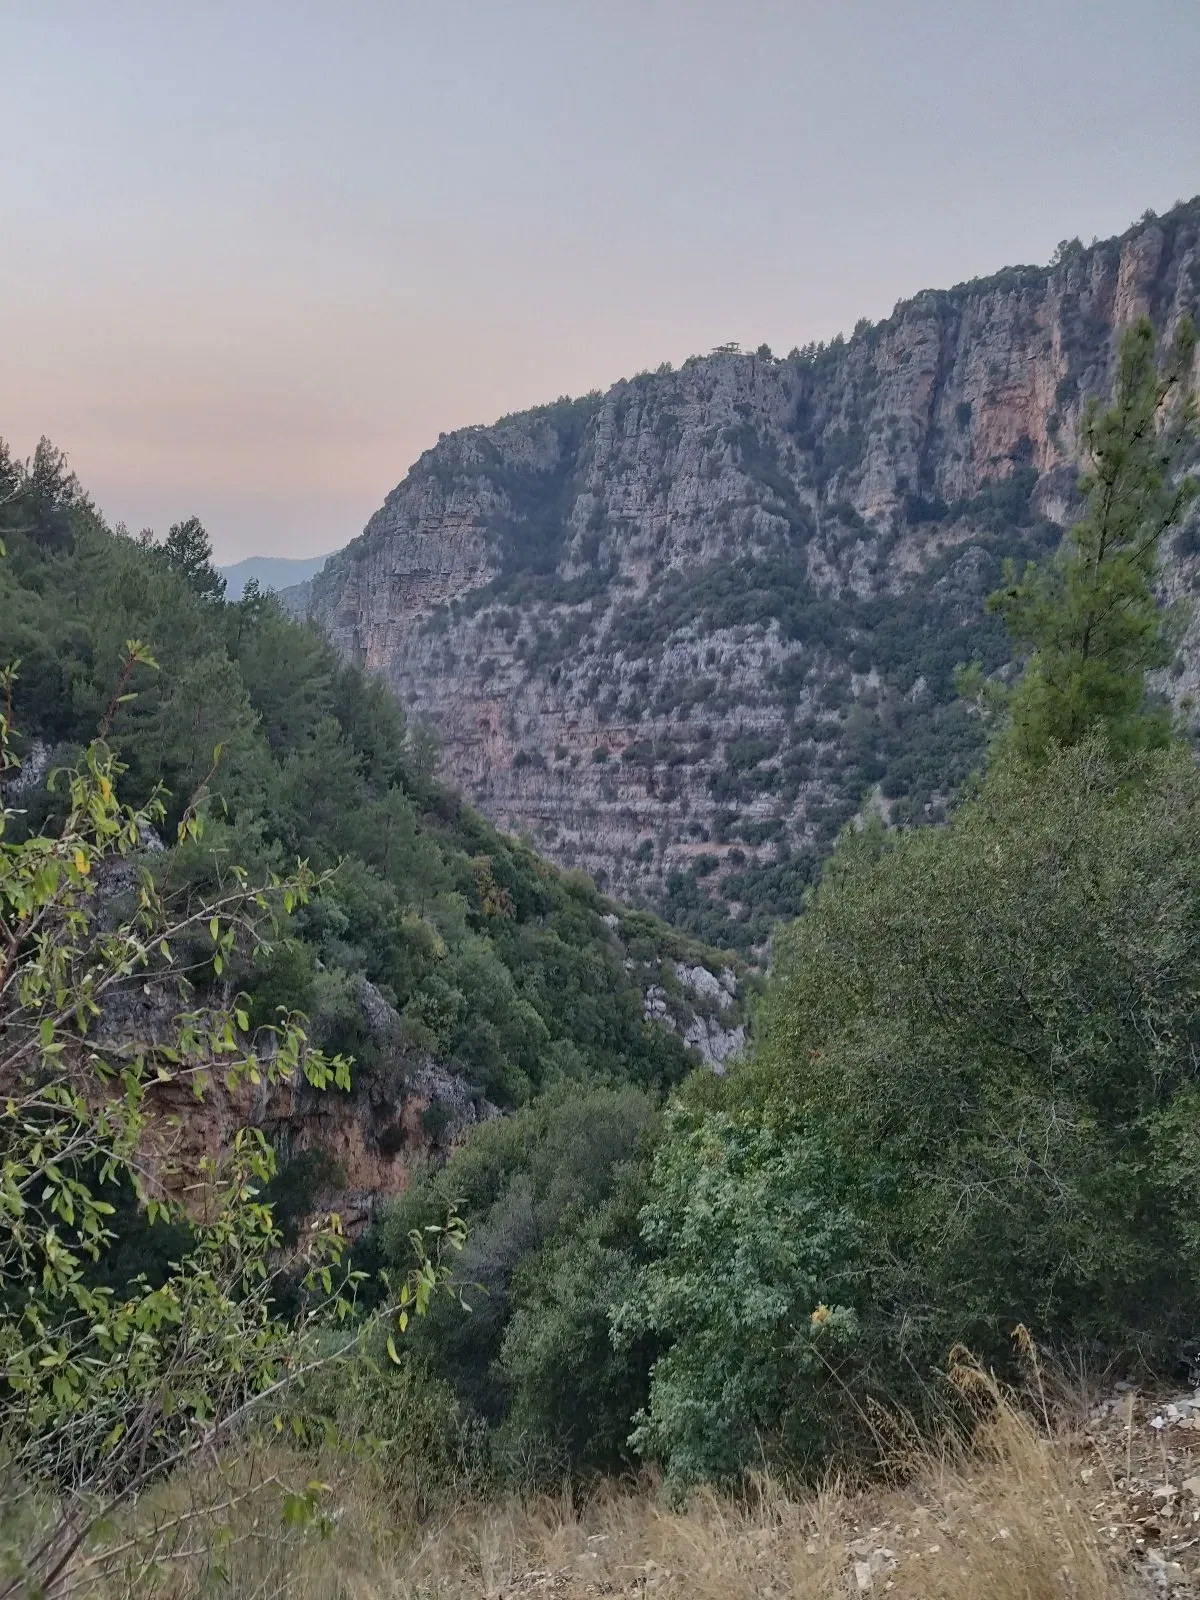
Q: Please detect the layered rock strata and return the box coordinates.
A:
[292,203,1200,946]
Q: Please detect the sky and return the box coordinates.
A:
[3,2,1199,562]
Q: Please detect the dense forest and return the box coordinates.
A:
[0,436,745,1517]
[0,435,730,1113]
[4,313,1200,1597]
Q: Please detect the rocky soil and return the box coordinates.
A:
[289,201,1200,951]
[833,1381,1200,1596]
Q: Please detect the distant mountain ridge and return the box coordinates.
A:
[292,200,1200,951]
[220,552,336,599]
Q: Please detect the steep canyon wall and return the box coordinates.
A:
[293,203,1200,950]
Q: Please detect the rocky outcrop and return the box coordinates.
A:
[91,967,486,1233]
[291,202,1200,949]
[98,930,744,1233]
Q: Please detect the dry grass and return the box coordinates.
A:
[391,1404,1135,1599]
[125,1395,1158,1599]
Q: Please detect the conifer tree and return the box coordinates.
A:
[989,314,1197,763]
[161,515,226,602]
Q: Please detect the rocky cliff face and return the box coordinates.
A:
[294,203,1200,952]
[103,950,746,1236]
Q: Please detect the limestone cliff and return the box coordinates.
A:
[292,202,1200,951]
[100,949,746,1236]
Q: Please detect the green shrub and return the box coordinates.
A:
[614,1112,860,1485]
[370,1085,661,1473]
[623,739,1200,1484]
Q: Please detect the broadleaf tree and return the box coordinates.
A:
[0,648,464,1600]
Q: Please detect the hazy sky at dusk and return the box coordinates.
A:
[4,2,1199,560]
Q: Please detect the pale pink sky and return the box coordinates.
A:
[3,1,1198,560]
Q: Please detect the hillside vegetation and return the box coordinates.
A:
[2,312,1199,1600]
[0,440,726,1116]
[0,438,742,1567]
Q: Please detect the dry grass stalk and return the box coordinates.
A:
[390,1413,1131,1597]
[113,1389,1152,1599]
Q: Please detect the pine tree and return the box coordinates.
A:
[161,514,226,601]
[989,314,1197,763]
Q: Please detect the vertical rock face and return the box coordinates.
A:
[295,203,1200,952]
[106,958,744,1236]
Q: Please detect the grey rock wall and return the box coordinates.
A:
[290,202,1200,949]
